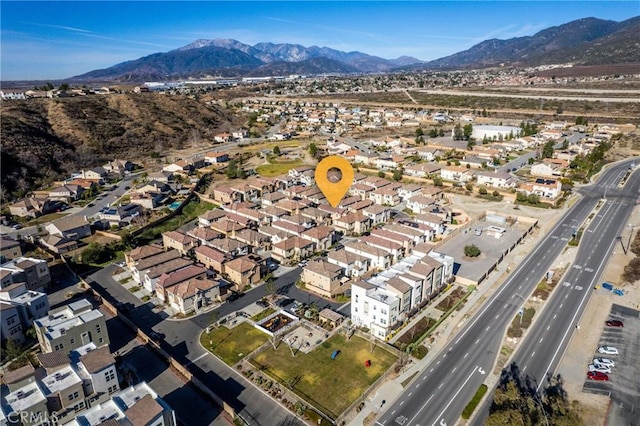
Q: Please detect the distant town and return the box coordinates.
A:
[1,65,640,426]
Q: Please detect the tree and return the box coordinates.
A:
[542,141,555,159]
[464,244,481,257]
[264,280,277,298]
[378,171,386,178]
[467,139,475,150]
[479,187,488,195]
[453,123,463,140]
[438,128,445,137]
[561,139,569,150]
[463,123,473,139]
[527,194,540,205]
[415,135,424,144]
[429,128,438,138]
[392,168,403,181]
[308,142,318,158]
[528,157,535,165]
[415,128,424,137]
[272,146,281,155]
[432,176,443,187]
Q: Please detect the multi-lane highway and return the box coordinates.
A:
[375,159,640,426]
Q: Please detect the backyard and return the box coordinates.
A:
[256,158,304,177]
[200,322,269,365]
[250,333,397,419]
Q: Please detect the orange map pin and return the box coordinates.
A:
[315,156,355,208]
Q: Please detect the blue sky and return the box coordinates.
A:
[1,1,638,81]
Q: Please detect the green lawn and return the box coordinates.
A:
[251,333,397,418]
[25,212,68,226]
[462,384,488,419]
[134,199,215,244]
[200,322,268,365]
[256,160,303,177]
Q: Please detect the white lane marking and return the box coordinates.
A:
[438,383,444,389]
[560,303,564,308]
[409,392,413,396]
[452,367,457,373]
[423,376,427,381]
[436,360,440,365]
[486,326,491,331]
[537,219,625,392]
[553,314,557,319]
[503,303,508,308]
[464,352,469,359]
[427,366,480,426]
[539,337,544,343]
[531,351,536,358]
[547,325,550,331]
[430,368,434,373]
[523,365,528,372]
[400,401,405,405]
[475,338,480,344]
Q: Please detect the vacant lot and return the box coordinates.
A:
[200,322,269,365]
[256,159,303,177]
[250,333,397,418]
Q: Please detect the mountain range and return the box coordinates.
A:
[72,16,640,82]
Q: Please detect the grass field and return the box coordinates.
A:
[200,322,269,365]
[256,159,304,177]
[251,333,397,418]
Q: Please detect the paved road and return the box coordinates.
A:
[414,89,640,104]
[0,173,140,238]
[472,161,640,424]
[375,159,639,426]
[86,264,346,426]
[497,133,585,173]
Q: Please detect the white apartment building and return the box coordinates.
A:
[351,281,401,340]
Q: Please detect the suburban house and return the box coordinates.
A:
[198,208,227,227]
[327,249,370,278]
[363,205,392,225]
[162,160,194,175]
[48,184,84,202]
[155,265,208,302]
[224,255,262,290]
[413,213,448,235]
[300,225,336,251]
[406,195,437,215]
[344,242,393,270]
[531,158,569,177]
[475,171,516,189]
[41,235,79,254]
[272,237,315,263]
[46,216,91,241]
[0,237,22,262]
[194,245,228,274]
[162,231,198,256]
[521,178,563,199]
[204,152,229,164]
[0,257,52,291]
[165,277,221,315]
[333,213,372,235]
[300,259,346,298]
[440,166,474,183]
[8,197,52,218]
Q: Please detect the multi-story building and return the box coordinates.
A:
[34,299,109,354]
[0,257,51,291]
[300,259,346,298]
[350,281,401,340]
[0,236,22,262]
[0,283,49,344]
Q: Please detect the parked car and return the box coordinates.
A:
[11,224,22,230]
[598,346,619,355]
[587,371,609,381]
[277,298,294,308]
[474,228,482,236]
[593,358,615,367]
[588,363,611,374]
[256,299,269,308]
[605,320,624,327]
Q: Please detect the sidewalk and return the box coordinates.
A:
[347,213,560,426]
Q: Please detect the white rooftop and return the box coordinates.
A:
[41,366,81,396]
[4,381,46,412]
[36,301,103,340]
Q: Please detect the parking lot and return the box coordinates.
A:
[437,219,530,284]
[582,304,640,425]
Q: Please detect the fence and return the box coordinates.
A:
[62,257,236,419]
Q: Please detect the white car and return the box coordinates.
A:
[598,346,619,355]
[588,364,611,374]
[593,357,615,367]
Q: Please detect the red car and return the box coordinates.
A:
[606,320,624,327]
[587,371,609,381]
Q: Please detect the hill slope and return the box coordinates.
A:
[421,17,640,70]
[0,94,235,201]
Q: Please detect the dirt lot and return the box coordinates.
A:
[556,202,640,426]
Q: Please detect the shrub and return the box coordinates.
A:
[464,244,481,257]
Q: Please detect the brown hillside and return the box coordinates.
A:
[0,93,238,202]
